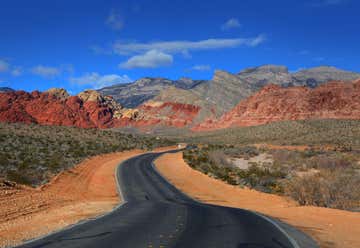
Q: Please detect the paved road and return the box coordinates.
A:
[18,151,318,248]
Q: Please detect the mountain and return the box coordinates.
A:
[193,79,360,131]
[99,65,360,121]
[190,65,360,116]
[1,65,359,131]
[0,87,14,92]
[98,77,207,108]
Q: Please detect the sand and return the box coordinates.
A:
[155,152,360,248]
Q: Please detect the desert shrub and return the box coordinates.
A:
[7,171,32,185]
[285,169,360,210]
[0,123,175,186]
[237,164,286,193]
[208,150,233,168]
[307,154,352,170]
[181,119,360,149]
[224,146,260,159]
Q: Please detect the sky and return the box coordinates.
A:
[0,0,359,93]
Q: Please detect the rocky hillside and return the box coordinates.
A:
[0,88,202,129]
[0,89,131,128]
[1,65,359,131]
[194,80,360,131]
[0,87,14,93]
[191,65,360,116]
[98,77,206,108]
[99,65,360,119]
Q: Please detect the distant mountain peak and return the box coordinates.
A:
[239,65,289,74]
[0,87,14,92]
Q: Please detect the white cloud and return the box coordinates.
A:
[113,35,266,55]
[313,57,325,61]
[31,65,60,78]
[11,67,23,76]
[299,50,310,55]
[70,73,132,89]
[106,10,124,30]
[312,0,348,6]
[120,50,173,69]
[0,60,10,72]
[321,0,345,5]
[190,65,211,71]
[221,18,242,30]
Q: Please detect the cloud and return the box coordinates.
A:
[311,0,348,6]
[0,60,10,72]
[298,50,310,55]
[313,57,325,61]
[221,18,242,30]
[106,10,124,30]
[70,73,132,89]
[31,65,60,78]
[120,50,173,69]
[190,65,211,71]
[113,35,266,55]
[11,67,23,76]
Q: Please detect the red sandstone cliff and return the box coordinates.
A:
[0,89,201,129]
[193,80,360,131]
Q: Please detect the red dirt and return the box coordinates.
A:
[155,152,360,248]
[194,80,360,131]
[0,146,176,247]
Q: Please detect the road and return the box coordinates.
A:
[17,151,318,248]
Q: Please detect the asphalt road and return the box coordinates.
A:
[17,151,318,248]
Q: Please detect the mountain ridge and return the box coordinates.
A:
[98,65,360,119]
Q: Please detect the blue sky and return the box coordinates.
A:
[0,0,359,93]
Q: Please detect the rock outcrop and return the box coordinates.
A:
[98,77,207,108]
[0,89,125,128]
[45,88,69,99]
[193,80,360,131]
[114,101,201,128]
[0,88,201,129]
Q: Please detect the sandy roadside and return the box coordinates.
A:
[155,152,360,248]
[0,146,177,248]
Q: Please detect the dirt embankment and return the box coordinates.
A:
[0,146,176,248]
[155,152,360,248]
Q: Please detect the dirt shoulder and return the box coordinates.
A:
[155,152,360,248]
[0,146,177,248]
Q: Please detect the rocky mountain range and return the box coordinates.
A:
[194,79,360,131]
[98,65,360,119]
[98,77,206,108]
[1,65,359,131]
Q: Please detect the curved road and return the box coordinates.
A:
[18,151,318,248]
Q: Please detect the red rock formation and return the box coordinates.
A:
[193,80,360,131]
[0,90,201,129]
[0,90,116,128]
[114,101,201,128]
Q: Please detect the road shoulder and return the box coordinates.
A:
[154,152,360,248]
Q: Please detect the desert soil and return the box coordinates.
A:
[0,146,176,248]
[155,152,360,248]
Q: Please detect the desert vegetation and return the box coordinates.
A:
[0,122,174,186]
[184,119,360,149]
[183,144,360,211]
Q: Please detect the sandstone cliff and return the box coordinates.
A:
[194,80,360,131]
